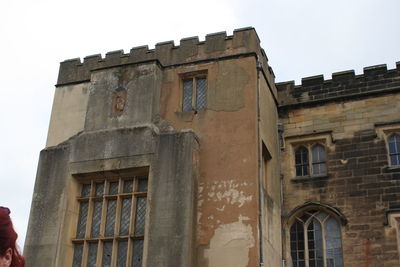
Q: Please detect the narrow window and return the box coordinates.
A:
[325,217,344,266]
[72,175,148,267]
[388,134,400,166]
[289,210,343,267]
[182,75,207,111]
[196,77,207,109]
[182,79,193,112]
[295,146,309,177]
[307,218,324,267]
[290,220,305,267]
[312,145,326,175]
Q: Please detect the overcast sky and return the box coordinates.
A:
[0,0,399,250]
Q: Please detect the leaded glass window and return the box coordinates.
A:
[72,175,148,267]
[388,134,400,166]
[294,144,327,177]
[182,75,207,111]
[312,145,326,175]
[289,210,343,267]
[295,146,309,177]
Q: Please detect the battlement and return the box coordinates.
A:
[277,62,400,107]
[57,27,268,86]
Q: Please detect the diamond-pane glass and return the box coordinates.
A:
[75,177,148,267]
[91,200,103,238]
[102,241,113,267]
[196,77,207,109]
[105,199,116,237]
[134,197,147,236]
[87,242,98,267]
[120,198,132,236]
[95,182,104,197]
[76,202,88,238]
[183,79,193,111]
[138,179,148,192]
[123,180,133,193]
[81,184,91,197]
[132,239,144,267]
[72,243,83,267]
[117,241,128,267]
[109,182,119,195]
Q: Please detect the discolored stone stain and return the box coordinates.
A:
[160,56,259,267]
[206,60,249,111]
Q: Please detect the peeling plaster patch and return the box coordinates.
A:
[238,215,250,221]
[198,199,204,208]
[204,216,255,267]
[206,180,253,208]
[216,205,225,211]
[210,188,252,207]
[197,183,206,240]
[199,185,204,194]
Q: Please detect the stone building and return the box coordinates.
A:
[24,27,400,267]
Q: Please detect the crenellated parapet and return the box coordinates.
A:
[277,62,400,107]
[57,27,273,86]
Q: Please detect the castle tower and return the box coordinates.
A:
[24,27,283,267]
[24,27,400,267]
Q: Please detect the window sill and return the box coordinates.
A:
[383,166,400,173]
[291,174,330,183]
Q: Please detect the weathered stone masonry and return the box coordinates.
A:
[25,27,400,267]
[278,63,400,267]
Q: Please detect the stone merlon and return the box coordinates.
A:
[56,27,275,86]
[277,62,400,107]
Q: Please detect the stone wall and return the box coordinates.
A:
[277,62,400,107]
[278,66,400,266]
[27,28,282,267]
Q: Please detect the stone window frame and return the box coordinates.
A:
[387,133,400,167]
[284,202,347,267]
[375,122,400,169]
[387,211,400,263]
[285,131,334,181]
[180,70,208,112]
[71,169,149,267]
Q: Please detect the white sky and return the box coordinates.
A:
[0,0,399,250]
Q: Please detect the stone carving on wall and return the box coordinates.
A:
[112,87,127,116]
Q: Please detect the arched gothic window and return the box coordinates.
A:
[290,210,343,267]
[295,144,326,177]
[388,134,400,166]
